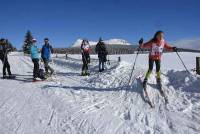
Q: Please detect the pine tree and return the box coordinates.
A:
[23,30,33,54]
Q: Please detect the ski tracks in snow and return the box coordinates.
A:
[0,53,200,134]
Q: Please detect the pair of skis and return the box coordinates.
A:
[138,77,168,108]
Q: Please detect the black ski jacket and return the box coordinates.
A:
[95,41,108,61]
[0,45,11,60]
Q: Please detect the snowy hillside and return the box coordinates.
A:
[72,38,131,47]
[0,52,200,134]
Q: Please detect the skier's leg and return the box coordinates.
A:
[0,59,6,78]
[32,59,37,79]
[32,59,39,79]
[99,58,102,71]
[43,60,49,73]
[82,59,86,75]
[143,59,154,87]
[85,54,89,74]
[155,60,161,82]
[35,59,39,78]
[46,60,54,74]
[5,59,11,76]
[3,59,7,77]
[48,63,54,74]
[3,58,8,76]
[102,61,105,71]
[144,59,154,80]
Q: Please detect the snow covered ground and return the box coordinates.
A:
[0,52,200,134]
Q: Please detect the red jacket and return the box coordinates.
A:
[81,43,91,54]
[141,39,173,60]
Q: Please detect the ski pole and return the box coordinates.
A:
[175,51,190,74]
[128,47,141,85]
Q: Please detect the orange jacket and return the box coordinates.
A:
[141,39,173,60]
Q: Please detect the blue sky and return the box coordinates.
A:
[0,0,199,49]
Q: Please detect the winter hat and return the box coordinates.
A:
[99,37,103,42]
[44,38,49,41]
[32,38,37,42]
[0,38,6,44]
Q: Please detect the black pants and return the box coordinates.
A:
[148,59,161,72]
[82,53,90,72]
[99,58,105,71]
[43,59,54,73]
[98,54,106,71]
[32,59,39,79]
[1,58,11,76]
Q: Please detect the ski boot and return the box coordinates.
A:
[157,78,164,94]
[86,71,90,76]
[81,71,87,76]
[50,70,54,76]
[2,75,6,79]
[156,78,162,89]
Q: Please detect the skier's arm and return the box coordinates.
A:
[81,44,84,53]
[41,46,44,56]
[4,45,11,53]
[104,44,108,55]
[50,45,54,54]
[95,44,98,53]
[164,42,174,51]
[88,44,92,52]
[140,40,152,49]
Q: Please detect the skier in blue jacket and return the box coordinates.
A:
[30,38,45,81]
[30,38,39,81]
[41,38,54,75]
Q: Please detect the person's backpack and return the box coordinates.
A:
[38,68,45,79]
[38,59,46,79]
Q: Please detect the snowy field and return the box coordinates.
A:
[0,52,200,134]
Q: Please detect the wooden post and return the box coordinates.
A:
[66,53,68,60]
[118,56,121,62]
[196,57,200,75]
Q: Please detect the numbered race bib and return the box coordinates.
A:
[83,44,90,52]
[150,40,165,56]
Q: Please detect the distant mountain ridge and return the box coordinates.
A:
[72,38,131,47]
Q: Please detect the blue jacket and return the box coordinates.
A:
[30,44,39,59]
[41,44,53,60]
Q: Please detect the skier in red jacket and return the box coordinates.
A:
[139,31,177,87]
[81,39,91,76]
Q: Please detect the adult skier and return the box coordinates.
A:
[139,31,177,88]
[0,39,13,79]
[30,38,45,81]
[95,38,108,72]
[81,39,91,76]
[41,38,54,76]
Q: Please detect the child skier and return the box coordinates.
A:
[139,31,177,88]
[81,39,91,76]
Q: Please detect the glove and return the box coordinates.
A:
[173,47,177,52]
[138,38,143,45]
